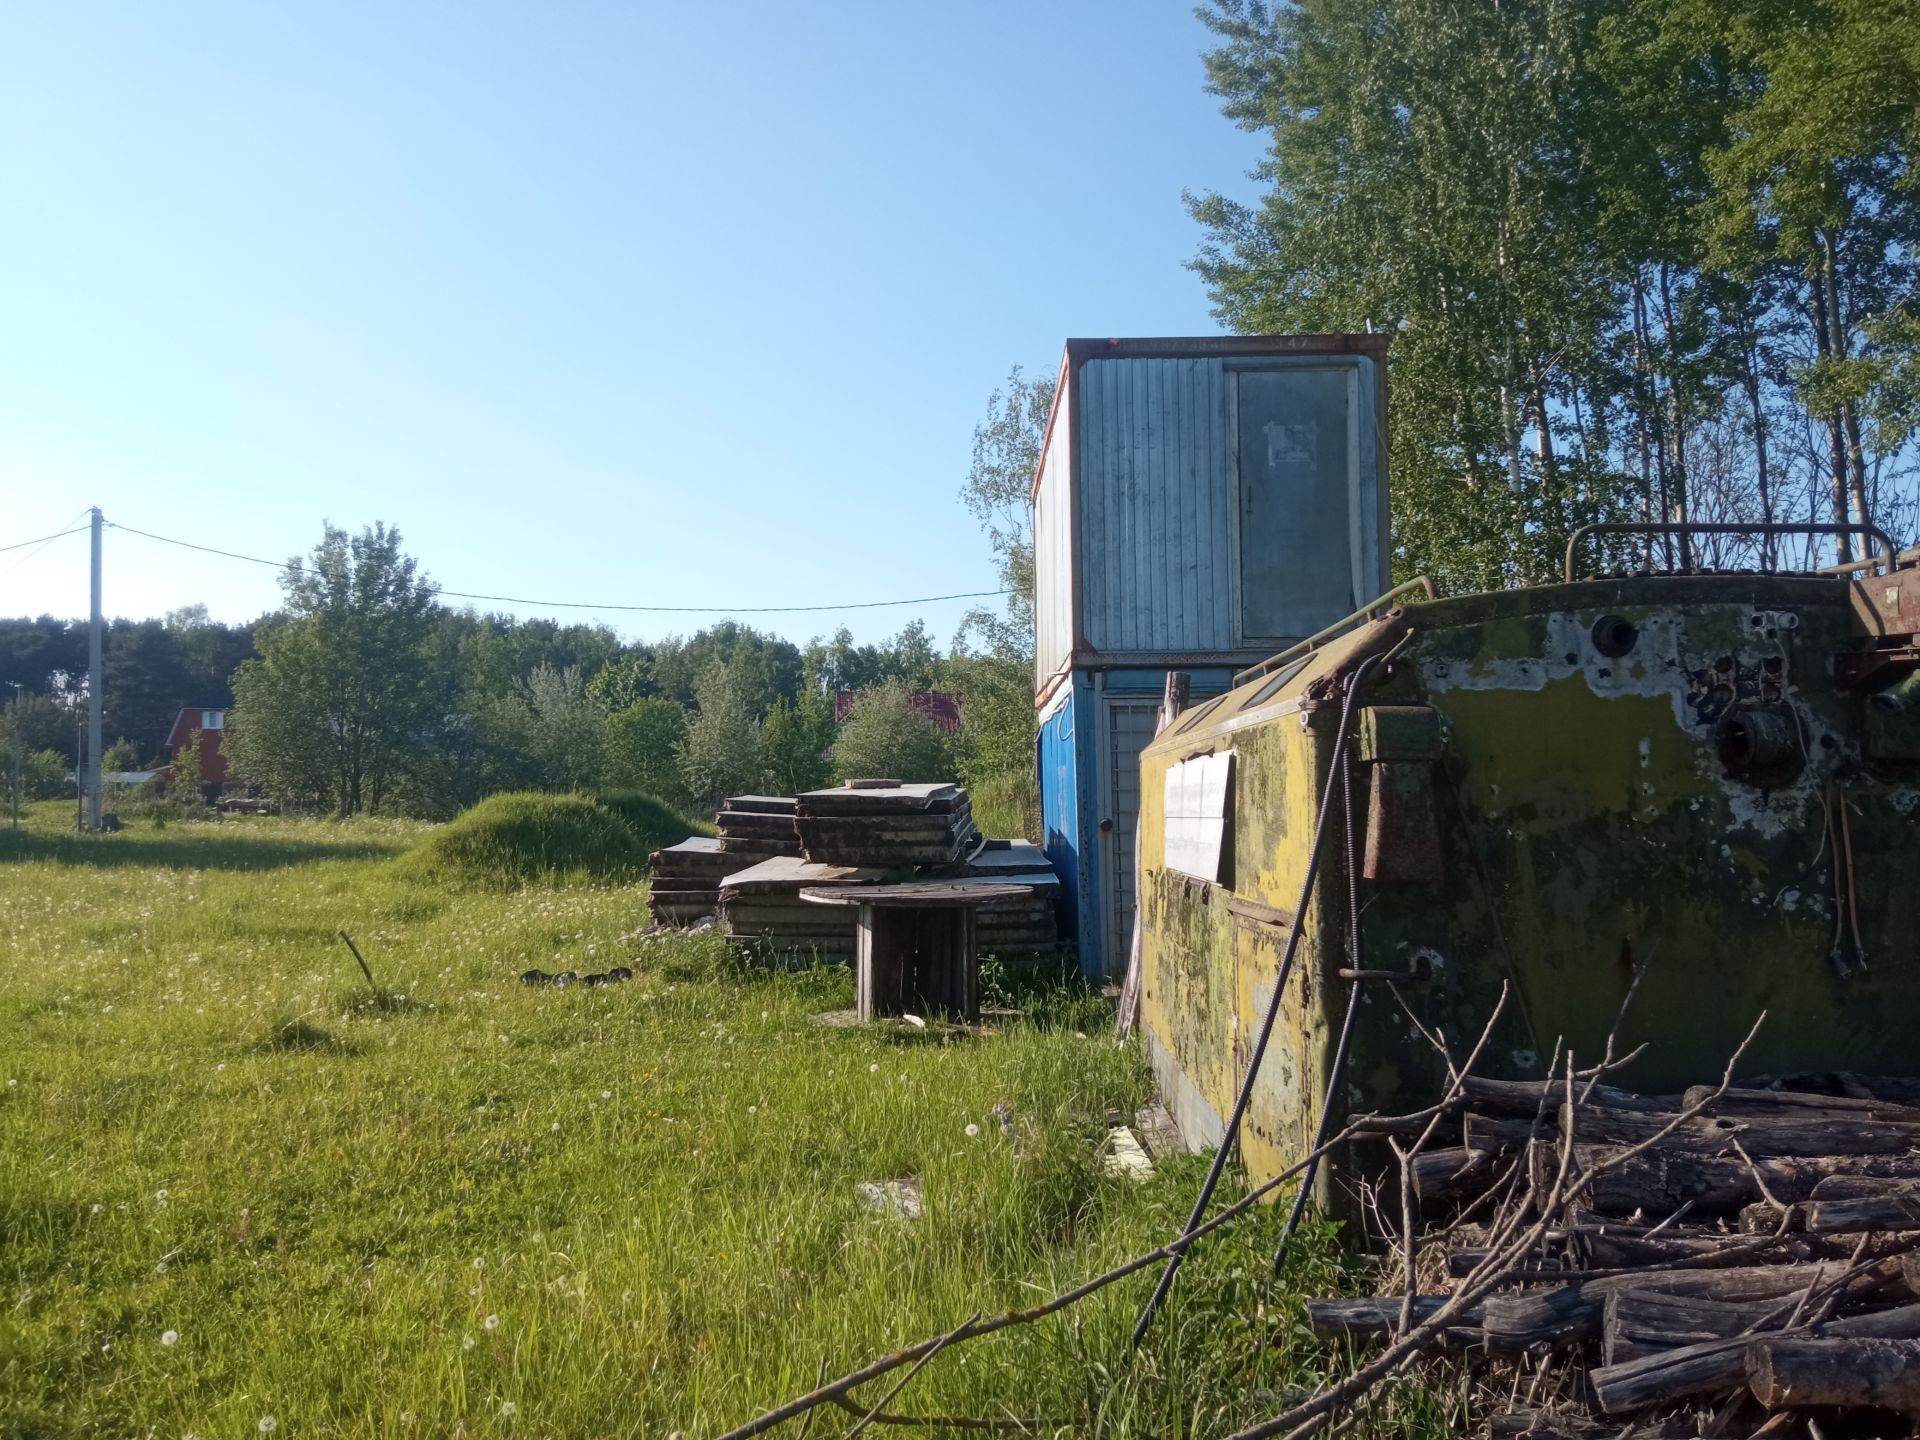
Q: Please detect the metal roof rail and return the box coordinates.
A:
[1233,576,1436,687]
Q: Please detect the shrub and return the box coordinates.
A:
[398,792,650,888]
[830,680,954,783]
[604,697,691,807]
[21,749,72,801]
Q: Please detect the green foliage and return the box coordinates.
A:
[677,663,765,810]
[225,523,442,815]
[830,679,954,784]
[942,654,1034,785]
[101,738,141,773]
[397,792,647,888]
[649,621,802,715]
[958,367,1052,659]
[585,653,654,710]
[1190,0,1919,582]
[170,727,205,798]
[760,688,837,795]
[483,663,608,793]
[968,769,1041,842]
[603,696,691,807]
[595,789,713,854]
[19,748,70,801]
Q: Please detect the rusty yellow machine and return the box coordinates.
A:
[1136,524,1920,1197]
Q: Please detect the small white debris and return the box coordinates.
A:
[1102,1126,1155,1182]
[855,1178,924,1221]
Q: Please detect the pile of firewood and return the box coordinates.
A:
[1309,1070,1920,1438]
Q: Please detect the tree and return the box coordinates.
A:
[650,623,802,715]
[830,680,954,784]
[605,695,691,804]
[225,523,441,816]
[1188,0,1918,584]
[677,663,765,810]
[486,663,607,792]
[761,688,837,795]
[170,726,204,798]
[940,654,1033,787]
[958,367,1053,658]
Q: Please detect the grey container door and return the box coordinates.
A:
[1103,698,1164,979]
[1234,366,1358,641]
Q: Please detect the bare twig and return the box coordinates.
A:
[844,1313,981,1439]
[338,929,376,991]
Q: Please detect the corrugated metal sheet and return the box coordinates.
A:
[1102,697,1162,970]
[1033,378,1075,688]
[1080,357,1231,654]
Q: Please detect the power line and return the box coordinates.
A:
[102,520,1011,615]
[0,513,93,580]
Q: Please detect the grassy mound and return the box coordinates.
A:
[597,789,716,851]
[399,792,649,888]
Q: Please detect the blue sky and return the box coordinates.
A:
[0,3,1258,646]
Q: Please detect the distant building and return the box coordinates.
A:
[834,689,962,733]
[164,707,230,791]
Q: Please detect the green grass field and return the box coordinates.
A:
[0,803,1450,1439]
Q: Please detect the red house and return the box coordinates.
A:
[833,689,962,733]
[165,707,231,791]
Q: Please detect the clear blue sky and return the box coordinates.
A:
[0,3,1257,647]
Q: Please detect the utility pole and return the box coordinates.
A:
[87,506,103,832]
[9,683,20,832]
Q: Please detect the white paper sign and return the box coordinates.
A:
[1163,750,1234,882]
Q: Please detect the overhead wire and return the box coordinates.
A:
[100,520,1011,616]
[0,511,93,579]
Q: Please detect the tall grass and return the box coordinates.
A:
[0,802,1448,1438]
[396,791,664,888]
[969,769,1042,842]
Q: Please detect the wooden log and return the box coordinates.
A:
[1604,1289,1782,1364]
[1482,1257,1906,1356]
[1453,1228,1920,1279]
[1555,1102,1920,1158]
[1538,1141,1920,1216]
[1592,1303,1920,1413]
[1805,1192,1920,1234]
[1462,1076,1681,1116]
[1812,1175,1920,1201]
[1684,1085,1920,1125]
[1304,1295,1482,1348]
[1410,1146,1501,1203]
[1746,1336,1920,1416]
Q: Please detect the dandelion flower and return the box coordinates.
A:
[484,1314,500,1331]
[760,1011,769,1021]
[600,1090,611,1100]
[747,1105,757,1115]
[472,1256,485,1270]
[499,1401,517,1418]
[90,1203,103,1215]
[161,1329,179,1346]
[869,1063,879,1074]
[6,1078,14,1088]
[965,1123,980,1138]
[549,1121,560,1132]
[216,1063,225,1071]
[462,1334,476,1351]
[258,1418,278,1434]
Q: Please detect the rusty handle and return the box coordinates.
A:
[1562,522,1897,584]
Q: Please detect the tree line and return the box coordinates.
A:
[1190,0,1917,590]
[0,524,1032,818]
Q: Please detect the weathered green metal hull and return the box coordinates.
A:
[1138,573,1920,1192]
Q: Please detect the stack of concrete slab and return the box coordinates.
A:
[717,795,802,860]
[717,854,881,961]
[794,782,974,868]
[922,840,1062,959]
[646,836,746,925]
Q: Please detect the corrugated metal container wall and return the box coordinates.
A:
[1078,357,1230,653]
[1032,376,1075,690]
[1036,679,1086,949]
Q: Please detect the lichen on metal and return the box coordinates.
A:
[1138,570,1920,1197]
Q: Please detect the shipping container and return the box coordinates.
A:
[1033,336,1390,978]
